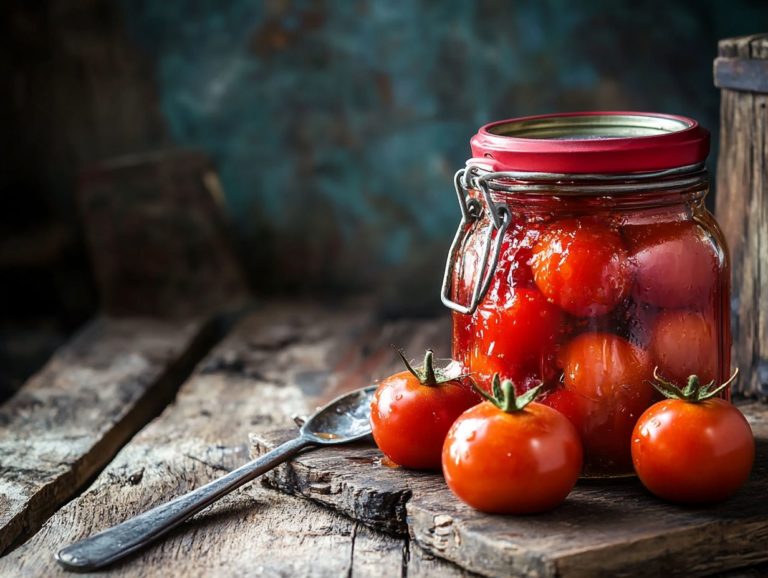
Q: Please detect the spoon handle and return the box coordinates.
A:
[56,435,314,572]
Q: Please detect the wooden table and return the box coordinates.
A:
[0,301,766,577]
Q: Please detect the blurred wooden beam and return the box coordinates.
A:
[78,149,250,318]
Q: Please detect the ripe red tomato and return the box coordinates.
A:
[562,332,653,401]
[626,220,718,308]
[632,379,754,503]
[470,288,562,392]
[442,378,582,513]
[650,309,718,387]
[561,332,655,473]
[531,219,631,317]
[370,350,479,470]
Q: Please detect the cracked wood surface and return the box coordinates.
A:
[252,404,768,578]
[0,303,473,577]
[0,317,213,555]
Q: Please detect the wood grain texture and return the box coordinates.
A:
[0,317,213,555]
[0,304,467,577]
[715,34,768,398]
[252,403,768,578]
[714,57,768,93]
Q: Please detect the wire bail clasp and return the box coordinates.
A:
[440,167,509,315]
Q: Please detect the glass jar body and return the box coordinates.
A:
[450,181,730,477]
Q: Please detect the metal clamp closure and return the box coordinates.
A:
[441,168,510,315]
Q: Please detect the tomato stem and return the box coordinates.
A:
[650,367,739,402]
[423,350,437,386]
[472,373,544,413]
[393,347,460,387]
[500,380,515,412]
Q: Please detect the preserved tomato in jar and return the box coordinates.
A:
[442,112,730,477]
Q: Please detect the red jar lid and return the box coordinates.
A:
[469,112,710,174]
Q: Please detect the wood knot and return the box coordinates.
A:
[127,468,144,485]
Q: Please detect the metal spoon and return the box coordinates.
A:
[56,385,377,572]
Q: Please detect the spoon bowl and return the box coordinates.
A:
[301,385,376,444]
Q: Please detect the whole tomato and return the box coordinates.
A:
[370,350,479,470]
[470,287,562,392]
[632,369,753,504]
[562,332,653,402]
[442,375,582,514]
[560,332,654,473]
[531,219,632,317]
[650,309,718,386]
[626,220,718,309]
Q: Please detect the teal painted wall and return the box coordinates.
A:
[118,0,767,306]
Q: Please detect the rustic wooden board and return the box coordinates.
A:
[715,34,768,398]
[0,316,214,555]
[252,403,768,578]
[0,304,471,577]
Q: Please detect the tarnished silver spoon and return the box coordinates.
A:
[56,385,377,572]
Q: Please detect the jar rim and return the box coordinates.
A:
[463,163,708,197]
[470,112,710,174]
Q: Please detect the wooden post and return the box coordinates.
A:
[714,34,768,399]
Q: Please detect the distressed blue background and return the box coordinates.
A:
[117,0,765,304]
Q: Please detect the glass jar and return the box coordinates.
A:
[442,112,730,477]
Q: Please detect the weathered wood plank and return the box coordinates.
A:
[347,522,477,578]
[715,34,768,398]
[251,433,435,536]
[714,57,768,92]
[0,316,215,555]
[0,304,462,577]
[252,403,768,578]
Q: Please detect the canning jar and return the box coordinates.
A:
[442,112,730,477]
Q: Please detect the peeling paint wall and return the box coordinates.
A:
[16,0,768,310]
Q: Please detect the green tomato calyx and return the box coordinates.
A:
[650,366,739,402]
[396,348,461,387]
[473,373,543,413]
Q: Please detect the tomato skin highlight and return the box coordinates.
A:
[442,402,582,514]
[370,370,479,470]
[650,310,718,386]
[632,398,754,504]
[531,219,631,317]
